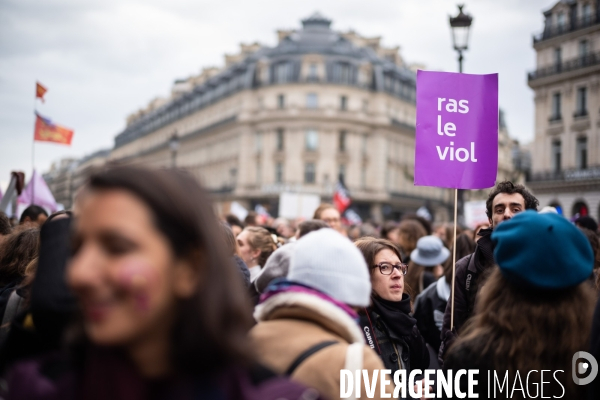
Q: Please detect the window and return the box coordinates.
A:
[554,47,562,67]
[576,87,587,116]
[332,62,353,84]
[579,40,589,57]
[551,92,562,120]
[275,162,284,183]
[339,130,347,152]
[256,161,262,185]
[308,63,318,81]
[583,3,592,23]
[276,128,284,151]
[552,141,562,173]
[306,93,318,108]
[255,131,262,152]
[340,96,348,111]
[576,137,588,170]
[338,164,346,182]
[278,94,285,109]
[361,166,366,188]
[304,163,316,183]
[557,12,566,31]
[274,62,292,83]
[305,129,318,150]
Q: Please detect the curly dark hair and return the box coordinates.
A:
[485,181,539,219]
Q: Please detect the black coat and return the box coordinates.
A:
[358,294,429,378]
[413,277,449,353]
[439,228,495,362]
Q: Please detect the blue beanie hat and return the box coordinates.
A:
[491,210,594,290]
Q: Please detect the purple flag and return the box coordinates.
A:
[414,71,498,189]
[17,170,58,212]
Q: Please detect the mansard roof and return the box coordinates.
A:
[114,13,416,149]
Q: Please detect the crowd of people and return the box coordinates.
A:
[0,166,599,399]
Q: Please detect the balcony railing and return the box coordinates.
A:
[528,51,600,81]
[529,167,600,182]
[534,14,600,43]
[573,109,589,118]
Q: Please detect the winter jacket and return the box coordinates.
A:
[439,228,495,362]
[5,347,323,400]
[413,277,450,353]
[442,336,583,399]
[250,290,392,400]
[358,295,429,380]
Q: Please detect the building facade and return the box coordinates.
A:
[528,0,600,220]
[108,13,455,221]
[44,13,520,223]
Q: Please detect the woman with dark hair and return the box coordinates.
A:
[354,238,429,382]
[443,211,595,398]
[396,220,426,264]
[6,167,320,400]
[0,228,40,323]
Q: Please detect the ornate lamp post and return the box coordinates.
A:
[169,132,179,168]
[449,4,473,73]
[449,5,473,224]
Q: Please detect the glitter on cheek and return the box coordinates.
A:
[116,261,158,313]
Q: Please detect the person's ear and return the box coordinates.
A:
[251,248,261,261]
[488,217,493,227]
[172,255,201,299]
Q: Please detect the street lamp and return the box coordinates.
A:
[449,4,473,73]
[169,132,179,168]
[449,4,473,225]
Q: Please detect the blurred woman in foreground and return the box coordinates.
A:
[7,167,319,400]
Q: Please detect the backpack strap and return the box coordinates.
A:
[0,289,25,344]
[285,340,338,376]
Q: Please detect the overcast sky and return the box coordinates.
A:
[0,0,554,191]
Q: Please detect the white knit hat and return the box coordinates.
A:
[288,228,371,307]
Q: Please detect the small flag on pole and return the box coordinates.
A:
[34,112,74,145]
[36,82,47,102]
[333,176,351,214]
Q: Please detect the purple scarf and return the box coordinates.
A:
[260,279,359,320]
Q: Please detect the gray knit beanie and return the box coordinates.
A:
[254,242,297,294]
[289,228,371,307]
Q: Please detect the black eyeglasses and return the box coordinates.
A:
[371,262,408,276]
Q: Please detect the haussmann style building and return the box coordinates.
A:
[44,13,521,223]
[528,0,600,220]
[108,13,456,221]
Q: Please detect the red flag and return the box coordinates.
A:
[333,179,351,214]
[34,113,74,145]
[36,82,47,102]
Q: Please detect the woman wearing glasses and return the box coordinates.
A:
[355,238,429,384]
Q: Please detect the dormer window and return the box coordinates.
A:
[582,3,592,23]
[274,62,293,84]
[557,12,566,31]
[332,62,354,84]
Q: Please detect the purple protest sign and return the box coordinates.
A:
[414,71,498,189]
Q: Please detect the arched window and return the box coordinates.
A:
[572,200,589,217]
